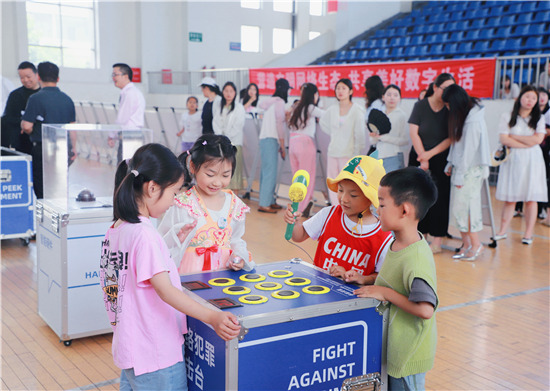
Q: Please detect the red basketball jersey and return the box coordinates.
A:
[313,205,393,275]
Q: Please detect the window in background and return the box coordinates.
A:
[273,28,292,54]
[26,0,98,69]
[309,31,321,40]
[241,0,261,9]
[241,25,261,52]
[310,0,324,16]
[273,0,293,13]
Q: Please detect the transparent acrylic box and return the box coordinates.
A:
[41,124,152,210]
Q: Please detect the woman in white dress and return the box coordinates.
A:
[442,85,491,261]
[212,81,246,193]
[494,86,547,245]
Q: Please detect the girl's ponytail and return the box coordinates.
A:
[113,144,183,224]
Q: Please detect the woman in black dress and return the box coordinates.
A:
[408,73,455,253]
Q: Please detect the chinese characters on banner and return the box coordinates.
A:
[185,328,215,390]
[249,59,496,99]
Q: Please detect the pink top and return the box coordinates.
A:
[116,82,146,128]
[100,217,187,376]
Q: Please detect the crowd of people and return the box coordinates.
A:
[2,59,548,391]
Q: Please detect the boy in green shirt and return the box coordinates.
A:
[346,167,439,391]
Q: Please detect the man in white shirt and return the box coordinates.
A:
[109,63,146,160]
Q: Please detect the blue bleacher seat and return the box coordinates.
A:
[466,53,482,58]
[457,42,473,54]
[404,46,418,57]
[357,50,369,63]
[522,36,543,50]
[330,50,346,62]
[480,28,495,39]
[465,8,488,19]
[514,68,534,86]
[449,11,464,22]
[345,50,357,62]
[495,26,511,38]
[443,42,458,55]
[521,1,537,12]
[414,15,427,25]
[448,21,468,31]
[500,15,516,26]
[370,48,380,59]
[428,44,444,56]
[504,38,522,51]
[487,6,504,17]
[391,47,404,58]
[448,31,464,42]
[453,2,468,11]
[471,19,486,29]
[353,40,367,50]
[453,54,466,59]
[529,23,546,35]
[418,45,429,57]
[432,24,445,33]
[489,39,506,53]
[413,25,427,35]
[367,39,378,49]
[379,48,391,60]
[473,40,489,52]
[391,18,407,28]
[379,38,389,48]
[506,3,522,14]
[486,17,501,28]
[391,36,410,47]
[483,1,507,8]
[435,33,449,43]
[410,8,421,17]
[411,35,424,45]
[538,1,550,11]
[467,1,481,9]
[517,12,533,24]
[396,27,407,36]
[535,11,550,23]
[512,24,529,37]
[465,30,480,41]
[430,13,449,23]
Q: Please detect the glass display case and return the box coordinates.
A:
[37,124,152,345]
[41,124,152,210]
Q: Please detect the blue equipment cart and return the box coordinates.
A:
[181,259,387,391]
[0,147,34,245]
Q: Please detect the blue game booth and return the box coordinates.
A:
[181,259,388,391]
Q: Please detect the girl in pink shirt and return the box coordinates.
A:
[100,143,240,391]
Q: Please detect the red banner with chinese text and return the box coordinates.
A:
[249,59,496,99]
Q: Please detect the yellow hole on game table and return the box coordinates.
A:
[223,286,251,295]
[303,285,330,295]
[238,295,268,304]
[284,277,311,286]
[272,290,300,300]
[268,270,294,278]
[255,282,283,291]
[239,273,266,282]
[208,278,235,286]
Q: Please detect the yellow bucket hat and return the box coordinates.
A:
[326,155,386,208]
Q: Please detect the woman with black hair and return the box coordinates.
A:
[241,83,259,113]
[199,77,222,135]
[442,85,491,261]
[257,78,291,213]
[500,75,520,100]
[494,86,547,244]
[364,75,386,120]
[288,83,325,216]
[320,78,366,206]
[213,81,246,192]
[408,73,455,253]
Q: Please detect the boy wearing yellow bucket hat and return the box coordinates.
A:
[283,155,392,283]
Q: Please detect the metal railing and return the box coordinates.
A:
[147,68,250,95]
[494,53,549,99]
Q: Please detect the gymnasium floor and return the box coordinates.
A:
[1,187,549,391]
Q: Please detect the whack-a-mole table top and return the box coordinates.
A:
[180,259,368,318]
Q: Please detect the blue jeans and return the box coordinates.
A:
[388,373,426,391]
[119,348,188,391]
[259,138,279,207]
[382,152,405,173]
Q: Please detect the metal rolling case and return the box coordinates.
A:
[181,259,388,391]
[36,124,152,346]
[0,147,34,245]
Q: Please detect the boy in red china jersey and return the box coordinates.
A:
[283,155,392,284]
